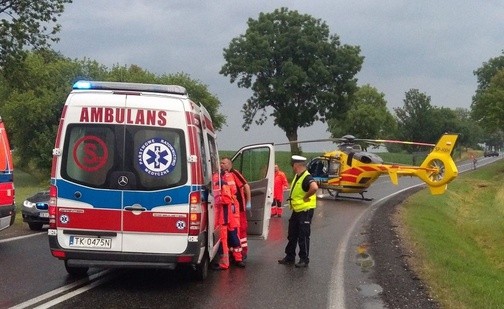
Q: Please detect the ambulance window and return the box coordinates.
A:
[130,127,187,190]
[62,124,115,187]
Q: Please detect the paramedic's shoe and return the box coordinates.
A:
[271,207,277,217]
[295,260,309,268]
[212,264,228,270]
[235,261,246,268]
[277,257,295,265]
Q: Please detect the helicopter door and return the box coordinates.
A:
[231,144,274,239]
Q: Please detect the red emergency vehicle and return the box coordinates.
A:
[0,116,15,232]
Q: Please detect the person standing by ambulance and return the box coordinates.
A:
[278,155,318,268]
[212,169,245,270]
[220,157,252,260]
[271,164,289,217]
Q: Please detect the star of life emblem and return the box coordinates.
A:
[137,138,177,177]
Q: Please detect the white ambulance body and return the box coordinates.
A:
[48,81,274,279]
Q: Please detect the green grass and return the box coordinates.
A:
[397,160,504,309]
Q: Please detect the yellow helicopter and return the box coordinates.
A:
[278,133,459,200]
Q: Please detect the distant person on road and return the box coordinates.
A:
[271,164,289,217]
[471,154,477,170]
[220,157,252,260]
[278,155,318,268]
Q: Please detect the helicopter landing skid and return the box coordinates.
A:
[326,189,373,201]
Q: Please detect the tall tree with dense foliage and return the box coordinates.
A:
[327,84,397,144]
[394,89,436,144]
[0,0,73,68]
[473,51,504,94]
[220,7,363,154]
[472,68,504,132]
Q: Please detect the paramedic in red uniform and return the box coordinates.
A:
[212,170,245,269]
[220,157,251,259]
[271,163,289,217]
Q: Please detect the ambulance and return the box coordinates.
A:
[48,81,274,280]
[0,116,15,231]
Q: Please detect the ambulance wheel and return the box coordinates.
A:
[64,260,89,277]
[194,251,209,281]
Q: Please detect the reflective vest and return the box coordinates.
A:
[213,171,240,228]
[289,170,317,212]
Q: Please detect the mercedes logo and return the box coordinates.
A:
[118,175,129,186]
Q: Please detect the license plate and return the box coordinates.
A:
[69,236,112,249]
[39,212,49,218]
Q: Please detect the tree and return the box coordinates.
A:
[0,0,73,68]
[327,84,397,144]
[452,108,484,149]
[473,50,504,93]
[472,68,504,133]
[1,51,99,174]
[220,7,363,154]
[106,65,226,130]
[394,89,435,144]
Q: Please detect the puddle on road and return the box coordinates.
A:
[357,283,383,297]
[355,243,375,273]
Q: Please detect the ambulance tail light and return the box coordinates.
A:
[51,250,66,259]
[48,185,58,229]
[189,191,202,236]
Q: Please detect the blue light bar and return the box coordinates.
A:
[73,81,92,89]
[72,80,187,95]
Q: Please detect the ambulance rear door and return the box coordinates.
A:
[198,104,219,259]
[120,94,190,254]
[232,144,274,239]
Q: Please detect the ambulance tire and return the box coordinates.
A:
[194,251,209,281]
[64,260,89,277]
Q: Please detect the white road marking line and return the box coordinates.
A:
[9,270,111,309]
[0,232,44,243]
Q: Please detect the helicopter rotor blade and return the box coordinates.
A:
[360,139,436,147]
[275,138,342,146]
[275,136,436,147]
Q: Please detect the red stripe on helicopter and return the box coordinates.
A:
[340,175,358,182]
[360,166,380,172]
[344,168,362,176]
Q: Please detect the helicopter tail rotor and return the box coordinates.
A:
[416,134,459,194]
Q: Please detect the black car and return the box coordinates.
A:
[22,190,50,230]
[484,150,499,157]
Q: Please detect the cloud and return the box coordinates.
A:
[53,1,504,151]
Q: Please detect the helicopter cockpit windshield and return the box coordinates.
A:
[308,157,340,179]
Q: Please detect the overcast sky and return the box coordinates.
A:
[53,1,503,151]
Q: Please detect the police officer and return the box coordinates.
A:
[278,155,318,268]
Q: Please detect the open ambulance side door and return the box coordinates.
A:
[232,144,274,239]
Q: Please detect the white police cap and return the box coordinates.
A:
[291,155,307,163]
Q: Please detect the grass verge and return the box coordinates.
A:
[396,160,504,309]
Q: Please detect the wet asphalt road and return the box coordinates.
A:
[1,156,499,308]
